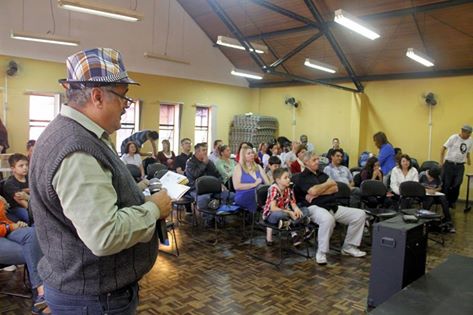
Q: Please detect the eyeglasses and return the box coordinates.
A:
[107,90,134,107]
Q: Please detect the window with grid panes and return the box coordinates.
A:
[194,106,210,144]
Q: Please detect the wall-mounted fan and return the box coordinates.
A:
[424,92,437,106]
[284,96,299,108]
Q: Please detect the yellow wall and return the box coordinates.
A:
[1,54,472,198]
[0,55,253,155]
[250,77,473,198]
[0,56,64,154]
[249,85,364,165]
[360,76,473,199]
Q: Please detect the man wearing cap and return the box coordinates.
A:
[29,48,172,314]
[440,124,472,210]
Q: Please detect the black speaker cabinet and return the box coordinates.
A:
[367,215,427,308]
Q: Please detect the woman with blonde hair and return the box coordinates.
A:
[233,147,270,212]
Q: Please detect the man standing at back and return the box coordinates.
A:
[440,124,472,210]
[29,48,172,314]
[120,130,159,158]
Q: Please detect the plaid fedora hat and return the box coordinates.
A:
[59,48,139,86]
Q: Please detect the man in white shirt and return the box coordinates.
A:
[440,124,472,210]
[300,134,314,152]
[323,149,361,207]
[209,139,223,163]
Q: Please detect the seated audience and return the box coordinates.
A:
[373,131,396,175]
[209,139,223,163]
[327,138,349,167]
[263,168,313,246]
[215,144,236,188]
[293,152,366,265]
[300,134,314,152]
[3,154,30,224]
[360,156,383,183]
[26,139,36,161]
[358,156,393,208]
[290,144,307,175]
[233,147,270,212]
[262,143,280,169]
[0,198,50,314]
[186,143,233,223]
[419,166,455,233]
[235,142,261,165]
[282,140,300,167]
[266,155,281,183]
[120,130,159,158]
[324,149,361,208]
[257,142,268,162]
[156,139,176,170]
[121,141,145,179]
[390,154,419,195]
[175,138,193,175]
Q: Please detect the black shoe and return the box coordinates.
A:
[266,239,274,246]
[292,234,303,247]
[303,227,315,241]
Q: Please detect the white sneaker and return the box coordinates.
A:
[316,251,327,265]
[341,246,366,258]
[1,265,17,272]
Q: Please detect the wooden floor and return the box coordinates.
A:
[2,203,473,315]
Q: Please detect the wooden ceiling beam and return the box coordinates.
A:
[207,0,268,72]
[304,0,364,92]
[246,25,313,41]
[321,67,473,82]
[248,0,320,28]
[360,0,473,21]
[247,0,473,42]
[269,32,323,69]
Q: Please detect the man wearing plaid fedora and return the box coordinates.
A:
[29,48,172,314]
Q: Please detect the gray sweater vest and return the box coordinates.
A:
[29,114,158,295]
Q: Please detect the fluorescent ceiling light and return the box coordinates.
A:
[231,68,263,80]
[58,0,143,22]
[406,48,434,67]
[304,58,337,73]
[144,52,190,65]
[11,30,80,46]
[334,9,380,40]
[217,36,267,54]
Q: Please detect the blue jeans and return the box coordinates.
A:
[265,211,307,226]
[0,227,43,288]
[7,207,30,224]
[44,282,139,315]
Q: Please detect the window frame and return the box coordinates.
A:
[159,103,180,152]
[27,92,61,140]
[116,100,141,154]
[194,105,211,145]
